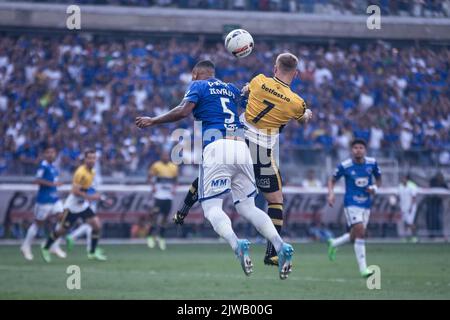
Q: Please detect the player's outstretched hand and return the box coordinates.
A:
[241,83,250,96]
[302,109,313,123]
[135,116,154,129]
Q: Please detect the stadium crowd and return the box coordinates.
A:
[0,34,449,176]
[22,0,450,17]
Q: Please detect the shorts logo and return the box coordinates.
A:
[257,178,270,189]
[211,178,228,190]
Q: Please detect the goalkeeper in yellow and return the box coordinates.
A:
[174,52,312,265]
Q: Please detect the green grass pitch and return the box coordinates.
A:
[1,243,449,299]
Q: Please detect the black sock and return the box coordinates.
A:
[179,178,199,215]
[90,233,99,254]
[159,226,166,238]
[148,224,154,237]
[44,231,57,250]
[265,203,283,258]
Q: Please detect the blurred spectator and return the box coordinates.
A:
[302,169,323,188]
[131,216,149,238]
[18,0,450,17]
[0,34,449,176]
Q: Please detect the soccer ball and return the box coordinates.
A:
[224,29,254,59]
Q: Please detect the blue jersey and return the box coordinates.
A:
[333,157,381,209]
[35,160,59,204]
[184,78,243,147]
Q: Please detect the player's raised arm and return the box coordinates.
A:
[135,100,196,129]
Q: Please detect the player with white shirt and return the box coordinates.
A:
[327,139,382,278]
[399,175,418,243]
[20,145,67,260]
[136,60,294,279]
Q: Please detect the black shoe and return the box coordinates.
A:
[173,211,186,225]
[263,255,279,266]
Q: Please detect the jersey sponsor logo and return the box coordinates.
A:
[355,177,369,188]
[261,83,290,102]
[353,195,369,203]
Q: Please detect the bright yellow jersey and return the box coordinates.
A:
[244,74,306,132]
[149,161,178,179]
[149,161,178,200]
[72,165,95,190]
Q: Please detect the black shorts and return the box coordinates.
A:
[152,199,172,216]
[61,207,96,229]
[246,139,283,193]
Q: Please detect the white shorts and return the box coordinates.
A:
[344,206,370,228]
[198,139,257,204]
[34,200,64,221]
[402,205,417,226]
[64,193,89,214]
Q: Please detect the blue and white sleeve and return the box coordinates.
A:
[183,81,201,105]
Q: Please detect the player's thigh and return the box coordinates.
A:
[82,208,100,230]
[198,163,232,201]
[253,148,282,194]
[231,164,258,204]
[60,209,79,231]
[157,199,172,224]
[34,204,52,222]
[263,190,283,204]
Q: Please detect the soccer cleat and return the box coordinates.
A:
[173,211,187,225]
[157,238,166,251]
[235,239,253,276]
[361,268,375,278]
[278,243,294,280]
[40,245,52,263]
[263,255,278,266]
[88,249,107,261]
[327,239,337,261]
[50,246,67,259]
[147,236,155,249]
[21,245,33,261]
[66,235,75,252]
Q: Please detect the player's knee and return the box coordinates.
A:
[201,198,223,221]
[264,191,283,204]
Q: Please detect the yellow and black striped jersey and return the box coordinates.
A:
[149,161,178,200]
[244,74,306,131]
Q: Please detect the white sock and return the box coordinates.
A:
[201,198,239,251]
[52,238,62,250]
[70,223,91,240]
[23,223,38,247]
[354,238,367,273]
[235,197,283,253]
[331,233,350,247]
[86,225,93,252]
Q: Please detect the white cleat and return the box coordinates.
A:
[21,245,33,261]
[50,246,67,259]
